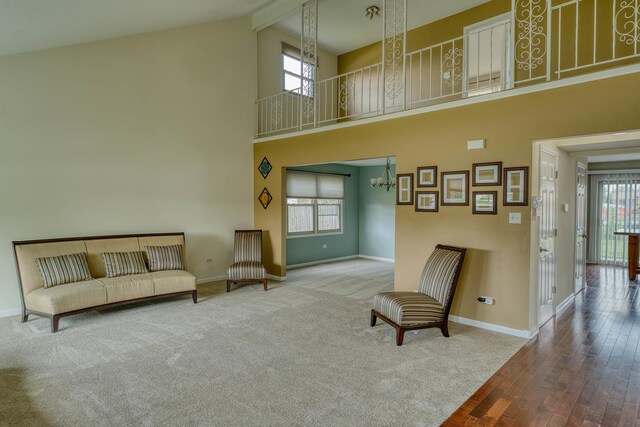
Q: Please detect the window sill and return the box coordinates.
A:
[286,231,343,239]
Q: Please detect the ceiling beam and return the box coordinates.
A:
[252,0,306,31]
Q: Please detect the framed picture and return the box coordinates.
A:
[441,171,469,206]
[417,166,437,187]
[472,162,502,186]
[504,166,529,206]
[396,173,414,205]
[415,191,439,212]
[472,191,497,214]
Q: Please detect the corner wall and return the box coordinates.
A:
[358,165,395,260]
[285,164,359,266]
[0,18,257,314]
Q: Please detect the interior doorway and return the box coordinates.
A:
[531,129,640,331]
[283,157,396,271]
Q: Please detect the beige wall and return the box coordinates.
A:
[258,26,337,99]
[254,73,640,332]
[0,18,257,314]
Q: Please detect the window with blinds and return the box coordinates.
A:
[286,171,344,237]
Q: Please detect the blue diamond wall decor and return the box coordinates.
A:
[258,187,272,210]
[258,157,272,179]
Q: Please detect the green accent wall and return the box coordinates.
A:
[358,165,395,260]
[285,163,396,266]
[286,164,360,266]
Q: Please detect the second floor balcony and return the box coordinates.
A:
[255,0,640,139]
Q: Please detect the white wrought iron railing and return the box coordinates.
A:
[256,0,640,138]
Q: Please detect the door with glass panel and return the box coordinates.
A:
[575,163,587,293]
[590,173,640,265]
[539,148,557,327]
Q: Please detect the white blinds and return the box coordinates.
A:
[286,171,344,199]
[587,173,640,265]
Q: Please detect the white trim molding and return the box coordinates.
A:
[0,308,21,318]
[556,293,576,317]
[449,315,534,339]
[267,274,287,282]
[196,275,227,285]
[358,255,395,263]
[287,255,359,270]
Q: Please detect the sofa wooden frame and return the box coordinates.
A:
[370,244,467,346]
[13,232,197,333]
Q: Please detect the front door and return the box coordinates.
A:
[575,162,587,293]
[539,148,557,326]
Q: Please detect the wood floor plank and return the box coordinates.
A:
[442,266,639,427]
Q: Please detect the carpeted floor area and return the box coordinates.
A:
[0,259,524,426]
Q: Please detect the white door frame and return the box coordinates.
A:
[529,129,640,334]
[574,161,587,294]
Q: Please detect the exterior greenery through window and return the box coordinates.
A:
[282,43,314,96]
[287,198,342,236]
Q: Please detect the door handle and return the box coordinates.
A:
[582,234,588,238]
[540,248,549,253]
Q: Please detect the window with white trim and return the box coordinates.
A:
[282,43,315,96]
[286,171,344,237]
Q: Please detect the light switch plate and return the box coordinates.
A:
[509,212,521,224]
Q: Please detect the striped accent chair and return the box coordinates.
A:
[371,245,466,346]
[226,230,267,292]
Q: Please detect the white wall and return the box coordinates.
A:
[257,26,337,99]
[0,18,257,315]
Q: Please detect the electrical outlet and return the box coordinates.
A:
[477,296,496,305]
[322,244,327,249]
[205,258,212,263]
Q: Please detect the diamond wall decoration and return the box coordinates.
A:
[258,157,272,179]
[258,187,273,210]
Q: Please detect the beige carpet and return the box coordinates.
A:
[0,259,524,426]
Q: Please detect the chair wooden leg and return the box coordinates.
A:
[191,290,198,304]
[396,328,405,346]
[226,280,231,293]
[441,321,449,338]
[370,309,377,327]
[262,279,268,291]
[51,316,60,333]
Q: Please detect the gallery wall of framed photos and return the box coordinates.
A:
[396,157,529,215]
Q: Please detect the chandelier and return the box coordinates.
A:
[370,157,396,192]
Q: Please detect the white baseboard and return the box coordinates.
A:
[358,254,395,263]
[267,274,287,282]
[556,293,576,317]
[287,254,394,270]
[449,315,532,339]
[196,275,227,285]
[0,308,21,318]
[287,255,359,270]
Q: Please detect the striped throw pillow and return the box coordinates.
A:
[35,253,93,289]
[102,251,148,278]
[145,245,184,272]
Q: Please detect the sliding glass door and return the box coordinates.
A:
[588,173,640,266]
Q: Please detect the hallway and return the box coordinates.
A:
[444,265,640,426]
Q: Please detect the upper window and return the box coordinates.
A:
[286,171,344,237]
[464,14,513,97]
[282,43,315,96]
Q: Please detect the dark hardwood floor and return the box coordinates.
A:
[443,265,640,426]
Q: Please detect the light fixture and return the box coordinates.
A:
[370,157,395,192]
[365,5,380,19]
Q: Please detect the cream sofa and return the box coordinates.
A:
[13,232,197,332]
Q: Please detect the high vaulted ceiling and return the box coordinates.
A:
[274,0,491,55]
[0,0,275,56]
